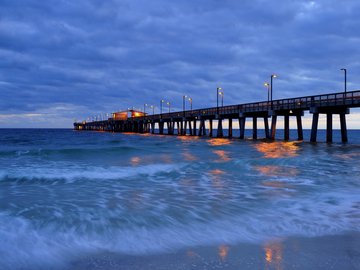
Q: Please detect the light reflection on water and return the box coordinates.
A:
[218,245,229,261]
[182,151,197,161]
[213,150,231,162]
[208,138,232,146]
[264,241,284,270]
[255,142,300,158]
[254,166,299,177]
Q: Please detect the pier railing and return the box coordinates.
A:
[124,90,360,121]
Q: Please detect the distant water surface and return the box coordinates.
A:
[0,129,359,269]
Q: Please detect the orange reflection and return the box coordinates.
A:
[218,245,229,261]
[159,154,172,164]
[186,250,200,258]
[183,152,197,161]
[208,169,226,189]
[209,169,225,175]
[255,142,299,158]
[208,138,232,146]
[178,136,198,141]
[264,241,283,270]
[255,166,298,177]
[130,156,141,166]
[213,150,231,162]
[334,152,360,160]
[262,181,287,189]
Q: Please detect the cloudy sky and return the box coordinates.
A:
[0,0,360,128]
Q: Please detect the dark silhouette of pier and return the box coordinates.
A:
[74,90,360,143]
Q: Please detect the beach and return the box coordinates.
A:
[69,234,360,270]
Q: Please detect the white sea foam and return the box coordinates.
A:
[0,163,183,183]
[0,189,359,269]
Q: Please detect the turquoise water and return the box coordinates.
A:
[0,129,359,269]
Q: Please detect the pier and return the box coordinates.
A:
[74,90,360,143]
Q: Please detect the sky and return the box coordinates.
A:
[0,0,360,128]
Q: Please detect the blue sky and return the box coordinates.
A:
[0,0,359,128]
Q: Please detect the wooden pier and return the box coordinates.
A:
[74,90,360,143]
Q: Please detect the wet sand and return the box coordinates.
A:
[68,233,360,270]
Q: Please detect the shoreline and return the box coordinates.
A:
[68,232,360,270]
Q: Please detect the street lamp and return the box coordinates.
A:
[340,68,347,93]
[264,82,270,102]
[183,95,188,116]
[219,91,224,106]
[166,101,171,113]
[150,105,155,115]
[270,74,277,109]
[188,97,192,110]
[217,87,222,114]
[160,99,165,114]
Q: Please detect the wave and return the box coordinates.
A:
[0,163,183,184]
[0,191,359,269]
[0,146,143,158]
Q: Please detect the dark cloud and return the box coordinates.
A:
[0,0,360,127]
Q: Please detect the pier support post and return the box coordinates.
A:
[284,115,290,141]
[252,117,257,140]
[326,113,333,143]
[228,118,233,138]
[239,117,245,139]
[209,119,213,137]
[198,119,205,136]
[340,113,348,143]
[217,119,223,138]
[183,120,187,135]
[159,121,164,135]
[176,121,180,135]
[296,115,303,140]
[264,117,269,139]
[151,122,155,134]
[270,115,277,140]
[193,120,197,136]
[310,113,319,142]
[188,120,192,135]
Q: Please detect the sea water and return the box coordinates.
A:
[0,129,359,269]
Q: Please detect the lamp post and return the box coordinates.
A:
[160,99,165,115]
[340,68,347,93]
[188,97,192,110]
[217,87,222,114]
[183,95,187,116]
[150,105,154,115]
[167,101,171,113]
[219,91,224,106]
[270,74,277,109]
[264,82,270,102]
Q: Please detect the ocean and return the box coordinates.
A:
[0,129,359,269]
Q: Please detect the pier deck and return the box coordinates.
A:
[74,90,360,143]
